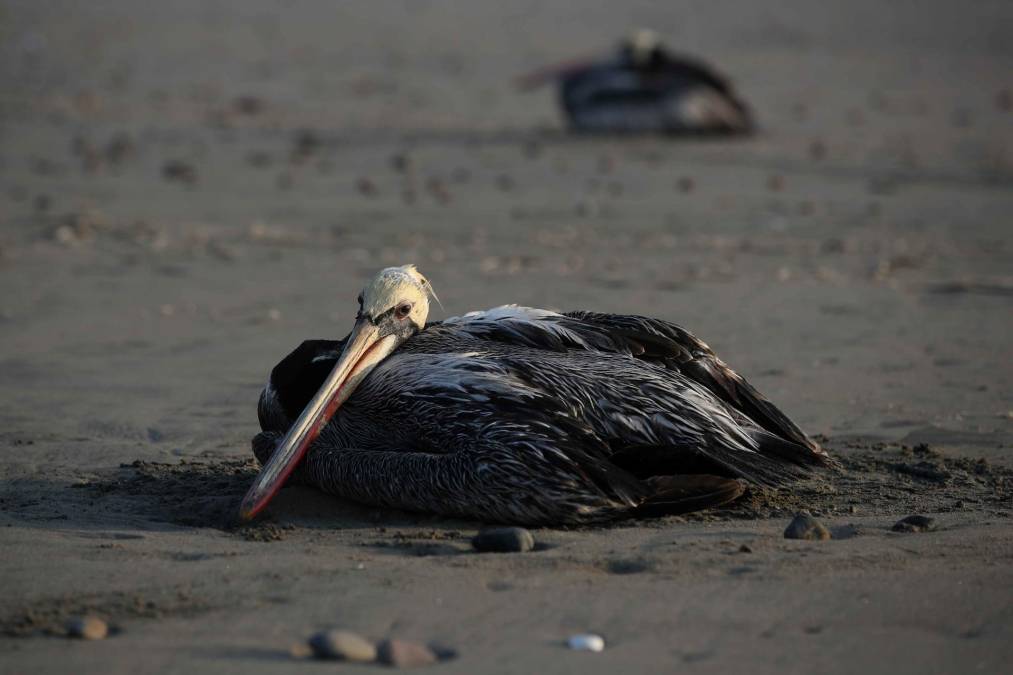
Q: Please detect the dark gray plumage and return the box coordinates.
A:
[253,306,827,525]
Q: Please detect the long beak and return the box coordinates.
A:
[238,318,397,522]
[514,54,602,91]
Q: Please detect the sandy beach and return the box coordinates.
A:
[1,1,1012,672]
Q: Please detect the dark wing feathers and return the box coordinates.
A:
[263,338,346,425]
[563,310,825,458]
[447,307,826,490]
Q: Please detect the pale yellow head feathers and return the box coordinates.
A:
[625,29,661,65]
[359,264,436,329]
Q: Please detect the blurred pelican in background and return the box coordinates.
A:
[517,29,753,135]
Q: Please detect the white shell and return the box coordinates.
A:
[567,634,605,652]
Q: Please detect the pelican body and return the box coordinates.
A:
[518,30,753,135]
[240,266,826,526]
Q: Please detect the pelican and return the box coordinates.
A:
[517,29,753,135]
[239,265,826,525]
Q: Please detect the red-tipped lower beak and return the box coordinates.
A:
[238,319,393,522]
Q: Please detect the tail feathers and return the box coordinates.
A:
[634,475,745,517]
[670,87,752,134]
[750,429,829,468]
[695,431,826,488]
[682,357,825,456]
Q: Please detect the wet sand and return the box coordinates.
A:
[1,1,1012,673]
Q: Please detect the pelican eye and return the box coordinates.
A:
[395,303,413,319]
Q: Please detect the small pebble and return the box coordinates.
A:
[232,95,264,115]
[356,177,377,196]
[377,638,437,668]
[292,129,321,158]
[997,89,1011,112]
[471,526,534,553]
[784,513,831,541]
[66,615,108,640]
[892,515,935,533]
[162,160,197,185]
[567,633,605,652]
[428,642,459,661]
[104,132,135,164]
[308,629,377,662]
[389,152,410,172]
[808,140,827,161]
[738,544,753,553]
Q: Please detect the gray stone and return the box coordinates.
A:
[65,616,108,640]
[892,515,936,533]
[784,513,831,541]
[377,638,437,668]
[471,527,535,553]
[427,641,459,661]
[308,629,377,662]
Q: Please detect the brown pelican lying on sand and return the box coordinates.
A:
[240,265,826,525]
[517,29,752,135]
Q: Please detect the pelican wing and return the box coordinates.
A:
[259,338,347,429]
[562,310,824,456]
[441,306,826,475]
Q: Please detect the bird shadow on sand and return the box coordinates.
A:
[3,435,1008,547]
[64,456,484,540]
[50,435,1009,541]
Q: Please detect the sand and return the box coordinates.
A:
[1,1,1012,672]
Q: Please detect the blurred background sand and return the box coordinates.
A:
[1,1,1011,673]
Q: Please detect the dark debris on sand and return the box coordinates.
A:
[670,440,1010,524]
[2,588,212,638]
[85,458,262,532]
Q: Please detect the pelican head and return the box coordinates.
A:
[358,264,432,336]
[239,265,434,521]
[621,29,663,66]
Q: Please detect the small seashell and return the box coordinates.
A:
[567,633,605,652]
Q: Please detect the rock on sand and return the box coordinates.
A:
[308,629,377,662]
[65,616,108,640]
[784,513,831,540]
[377,638,438,668]
[892,515,936,533]
[471,527,535,552]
